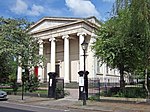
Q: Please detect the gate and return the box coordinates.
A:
[88,78,100,100]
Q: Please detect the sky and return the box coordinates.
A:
[0,0,115,22]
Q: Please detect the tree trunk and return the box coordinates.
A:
[145,69,150,99]
[119,65,125,90]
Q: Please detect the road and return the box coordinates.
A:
[0,101,99,112]
[0,101,70,112]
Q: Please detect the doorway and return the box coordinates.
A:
[55,64,60,77]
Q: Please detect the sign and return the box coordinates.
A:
[79,77,84,86]
[49,79,52,87]
[80,87,83,91]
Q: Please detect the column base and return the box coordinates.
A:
[64,80,70,83]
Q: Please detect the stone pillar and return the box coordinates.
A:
[38,39,44,82]
[88,33,97,78]
[62,35,70,83]
[49,37,56,72]
[77,32,86,71]
[47,63,51,82]
[17,56,22,83]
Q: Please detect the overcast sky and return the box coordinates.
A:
[0,0,115,22]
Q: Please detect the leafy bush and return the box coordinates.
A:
[55,83,64,99]
[9,73,20,95]
[25,74,40,92]
[89,95,100,101]
[120,87,147,98]
[102,87,147,98]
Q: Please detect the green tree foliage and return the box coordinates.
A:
[128,0,150,97]
[0,17,42,92]
[92,10,136,89]
[92,0,150,90]
[24,74,40,92]
[0,52,16,83]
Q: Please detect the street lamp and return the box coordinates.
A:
[81,40,88,105]
[22,68,25,100]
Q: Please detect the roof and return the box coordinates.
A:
[28,16,101,34]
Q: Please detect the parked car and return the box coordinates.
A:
[0,90,8,100]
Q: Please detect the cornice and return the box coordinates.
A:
[29,17,82,31]
[30,20,99,35]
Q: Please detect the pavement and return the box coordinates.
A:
[4,89,150,112]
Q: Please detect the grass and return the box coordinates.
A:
[34,89,48,94]
[0,87,48,95]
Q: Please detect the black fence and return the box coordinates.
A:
[88,78,100,100]
[88,78,147,100]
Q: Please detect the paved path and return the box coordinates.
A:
[4,88,150,112]
[64,88,79,101]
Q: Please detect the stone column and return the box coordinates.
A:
[49,37,56,72]
[88,33,96,78]
[47,63,51,82]
[17,56,22,83]
[77,32,86,71]
[38,39,44,82]
[62,35,70,83]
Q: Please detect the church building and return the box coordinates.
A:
[17,16,120,83]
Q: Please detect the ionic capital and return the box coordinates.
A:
[91,33,97,37]
[38,39,43,44]
[49,37,56,42]
[62,35,69,39]
[77,32,87,37]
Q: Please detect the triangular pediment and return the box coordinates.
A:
[29,17,81,33]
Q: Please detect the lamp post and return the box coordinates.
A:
[22,68,25,100]
[81,40,88,105]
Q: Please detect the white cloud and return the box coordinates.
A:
[10,0,44,16]
[65,0,100,18]
[11,0,28,14]
[27,4,44,16]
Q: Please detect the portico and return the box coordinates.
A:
[38,32,89,83]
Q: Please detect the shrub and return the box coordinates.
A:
[102,87,147,98]
[25,74,40,92]
[89,95,100,101]
[55,83,64,99]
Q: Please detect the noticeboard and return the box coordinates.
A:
[79,76,84,86]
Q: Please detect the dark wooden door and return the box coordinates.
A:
[55,64,60,77]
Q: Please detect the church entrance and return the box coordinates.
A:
[55,64,60,77]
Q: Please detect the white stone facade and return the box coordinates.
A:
[17,16,120,83]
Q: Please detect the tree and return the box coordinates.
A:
[128,0,150,98]
[118,0,150,98]
[0,52,16,83]
[0,17,43,92]
[92,0,150,90]
[92,10,136,89]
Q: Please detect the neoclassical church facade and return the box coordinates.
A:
[17,16,120,83]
